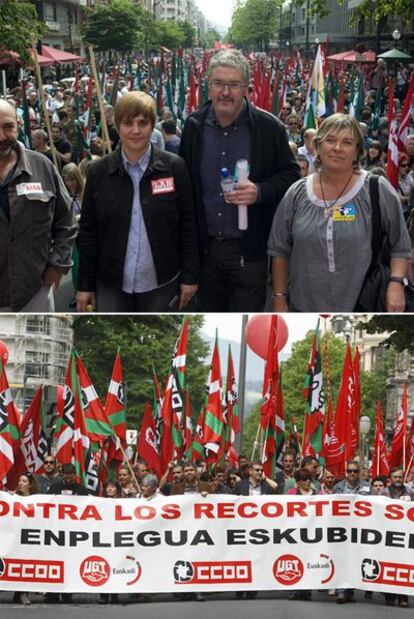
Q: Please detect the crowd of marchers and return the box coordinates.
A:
[6,451,413,607]
[1,49,413,313]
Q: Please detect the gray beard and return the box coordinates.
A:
[0,141,16,161]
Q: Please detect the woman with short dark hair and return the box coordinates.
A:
[76,91,198,312]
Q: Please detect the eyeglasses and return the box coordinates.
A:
[44,460,55,465]
[347,469,359,474]
[400,164,409,168]
[209,80,245,91]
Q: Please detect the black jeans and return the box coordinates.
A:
[96,278,179,312]
[198,238,268,312]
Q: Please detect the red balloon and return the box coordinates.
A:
[0,341,9,366]
[245,315,289,359]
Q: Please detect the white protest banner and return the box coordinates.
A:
[1,492,414,594]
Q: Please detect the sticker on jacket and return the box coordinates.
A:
[151,177,175,195]
[16,182,43,196]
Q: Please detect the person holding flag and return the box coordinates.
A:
[268,112,411,312]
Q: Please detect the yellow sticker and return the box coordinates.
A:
[333,204,356,221]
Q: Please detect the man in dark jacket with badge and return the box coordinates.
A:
[180,49,300,312]
[77,91,198,312]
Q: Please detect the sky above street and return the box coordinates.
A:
[201,314,320,355]
[195,0,234,27]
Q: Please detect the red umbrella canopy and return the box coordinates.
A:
[41,45,82,65]
[0,50,22,69]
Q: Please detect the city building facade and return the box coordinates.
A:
[329,315,414,440]
[0,315,73,414]
[283,0,413,55]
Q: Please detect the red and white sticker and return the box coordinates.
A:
[16,182,43,195]
[151,177,175,195]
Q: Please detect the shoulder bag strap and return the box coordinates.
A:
[368,173,382,270]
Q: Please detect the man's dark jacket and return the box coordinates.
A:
[234,478,276,496]
[78,146,198,292]
[179,99,300,261]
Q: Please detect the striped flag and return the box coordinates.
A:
[202,332,224,463]
[386,78,399,189]
[302,318,325,459]
[304,45,326,128]
[0,362,21,487]
[160,318,188,469]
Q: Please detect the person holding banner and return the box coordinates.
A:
[11,472,40,605]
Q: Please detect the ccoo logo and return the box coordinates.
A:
[273,554,304,586]
[80,556,110,586]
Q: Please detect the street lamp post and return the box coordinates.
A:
[314,37,320,58]
[392,28,401,50]
[359,415,372,472]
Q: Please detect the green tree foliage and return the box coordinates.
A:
[228,0,280,51]
[201,28,222,49]
[293,0,414,22]
[177,20,196,49]
[0,0,45,66]
[72,316,210,428]
[242,330,395,457]
[81,0,143,52]
[360,316,414,353]
[155,20,185,50]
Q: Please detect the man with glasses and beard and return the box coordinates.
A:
[0,100,76,312]
[180,49,299,311]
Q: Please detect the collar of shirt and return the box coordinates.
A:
[121,144,151,173]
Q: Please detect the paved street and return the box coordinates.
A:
[0,590,409,617]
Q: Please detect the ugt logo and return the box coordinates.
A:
[273,554,304,586]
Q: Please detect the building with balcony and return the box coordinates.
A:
[0,315,73,415]
[35,0,87,55]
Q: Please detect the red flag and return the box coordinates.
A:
[137,402,162,477]
[223,345,239,458]
[397,73,414,150]
[405,416,414,476]
[9,387,48,489]
[186,67,198,115]
[386,78,399,189]
[331,344,355,473]
[389,384,408,469]
[371,401,390,478]
[350,347,361,458]
[260,315,284,477]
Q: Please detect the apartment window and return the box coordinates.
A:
[44,1,57,22]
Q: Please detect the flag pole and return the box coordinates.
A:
[250,421,261,461]
[404,455,413,484]
[88,46,112,155]
[30,36,59,170]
